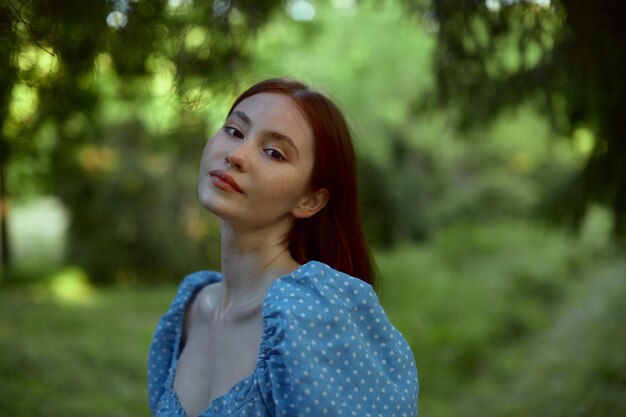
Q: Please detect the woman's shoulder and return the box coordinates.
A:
[172,270,222,304]
[258,261,419,416]
[261,260,404,349]
[149,269,222,347]
[264,260,375,314]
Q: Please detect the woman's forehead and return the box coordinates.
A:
[232,93,311,135]
[233,93,308,127]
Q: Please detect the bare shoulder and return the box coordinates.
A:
[182,281,223,343]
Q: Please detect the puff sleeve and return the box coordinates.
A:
[260,262,418,417]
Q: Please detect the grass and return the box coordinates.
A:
[0,283,175,417]
[2,253,625,417]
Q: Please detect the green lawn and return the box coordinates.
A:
[0,283,174,417]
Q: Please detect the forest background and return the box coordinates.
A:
[1,0,625,416]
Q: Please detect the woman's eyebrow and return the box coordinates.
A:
[231,110,251,125]
[266,131,300,158]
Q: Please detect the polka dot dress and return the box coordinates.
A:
[148,261,419,417]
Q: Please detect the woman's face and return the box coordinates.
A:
[198,92,319,230]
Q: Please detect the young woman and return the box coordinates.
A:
[148,78,419,417]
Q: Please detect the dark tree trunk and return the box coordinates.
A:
[0,3,17,276]
[0,151,9,273]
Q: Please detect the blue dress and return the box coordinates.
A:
[148,261,419,417]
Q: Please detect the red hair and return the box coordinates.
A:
[228,78,375,286]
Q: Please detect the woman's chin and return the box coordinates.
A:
[198,198,223,216]
[197,198,239,224]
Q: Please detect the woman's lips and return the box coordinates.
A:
[209,170,243,193]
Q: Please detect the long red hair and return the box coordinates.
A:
[228,78,375,286]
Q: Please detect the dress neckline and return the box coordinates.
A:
[169,261,316,417]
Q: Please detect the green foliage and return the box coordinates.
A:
[57,121,222,284]
[406,0,626,239]
[377,218,622,417]
[379,220,577,387]
[453,262,626,417]
[1,0,282,280]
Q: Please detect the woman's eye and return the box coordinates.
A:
[265,148,285,161]
[224,126,244,139]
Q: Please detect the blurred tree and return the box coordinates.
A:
[0,0,281,281]
[0,1,17,270]
[403,0,626,241]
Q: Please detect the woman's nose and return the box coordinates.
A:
[225,141,250,171]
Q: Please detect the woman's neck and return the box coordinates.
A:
[217,221,300,318]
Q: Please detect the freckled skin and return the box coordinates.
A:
[197,93,317,232]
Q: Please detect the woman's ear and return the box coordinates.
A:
[292,188,329,219]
